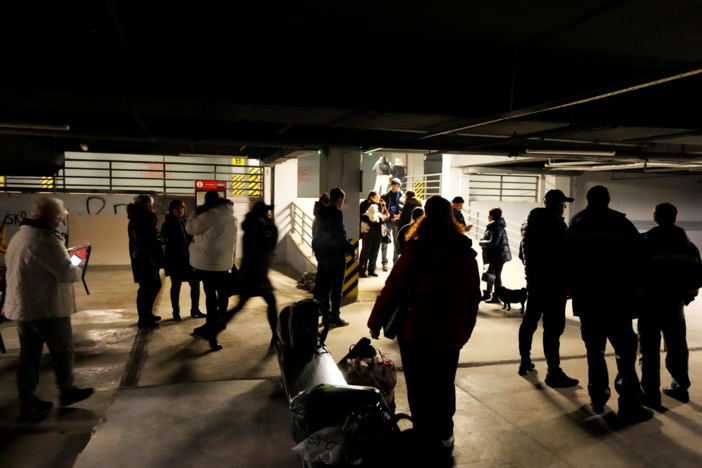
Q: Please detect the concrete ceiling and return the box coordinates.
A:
[2,0,702,173]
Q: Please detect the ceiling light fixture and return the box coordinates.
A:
[527,149,616,156]
[0,122,70,131]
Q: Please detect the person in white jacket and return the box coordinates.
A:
[187,191,238,350]
[4,198,93,420]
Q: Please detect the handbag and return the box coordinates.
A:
[481,264,496,284]
[382,297,409,339]
[227,264,240,297]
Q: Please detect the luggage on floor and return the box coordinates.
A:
[288,383,386,443]
[277,298,329,363]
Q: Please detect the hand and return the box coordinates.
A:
[353,251,358,261]
[566,288,572,300]
[466,224,474,232]
[369,329,379,340]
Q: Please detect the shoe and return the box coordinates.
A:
[208,338,223,351]
[481,290,491,301]
[486,294,501,304]
[190,310,206,318]
[591,402,606,414]
[518,361,535,376]
[173,311,182,321]
[149,315,162,322]
[618,404,654,424]
[663,386,690,403]
[368,271,378,277]
[545,370,579,388]
[329,318,350,328]
[359,270,368,278]
[382,265,388,272]
[138,321,159,329]
[19,397,53,420]
[60,387,94,407]
[639,392,662,409]
[441,435,455,449]
[191,326,212,340]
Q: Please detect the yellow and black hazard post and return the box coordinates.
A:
[413,181,425,199]
[247,167,262,197]
[40,176,55,190]
[231,174,246,195]
[343,239,360,300]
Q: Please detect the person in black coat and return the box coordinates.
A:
[161,200,204,321]
[565,186,652,424]
[478,208,512,303]
[638,202,702,407]
[215,202,279,348]
[313,188,358,327]
[127,195,165,328]
[517,189,578,387]
[359,190,387,277]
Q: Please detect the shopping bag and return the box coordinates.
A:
[346,350,397,406]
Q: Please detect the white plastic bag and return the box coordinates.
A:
[292,425,348,465]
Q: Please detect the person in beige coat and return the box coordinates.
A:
[4,198,93,419]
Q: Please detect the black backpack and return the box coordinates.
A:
[277,299,329,363]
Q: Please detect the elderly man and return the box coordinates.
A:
[4,198,93,420]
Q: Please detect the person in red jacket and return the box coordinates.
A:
[367,195,481,449]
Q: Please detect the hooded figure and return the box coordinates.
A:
[479,208,511,304]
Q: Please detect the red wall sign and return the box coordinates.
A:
[194,180,226,191]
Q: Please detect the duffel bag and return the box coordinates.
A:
[277,298,329,363]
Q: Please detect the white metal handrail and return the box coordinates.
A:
[404,173,442,198]
[291,203,315,256]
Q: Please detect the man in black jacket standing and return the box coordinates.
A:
[566,186,652,424]
[638,202,701,407]
[381,178,404,270]
[518,190,578,388]
[452,196,467,227]
[313,188,358,327]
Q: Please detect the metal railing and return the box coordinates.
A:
[463,206,521,253]
[0,156,264,198]
[468,174,539,202]
[291,203,315,256]
[404,173,442,199]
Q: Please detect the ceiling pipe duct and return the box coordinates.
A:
[527,149,617,156]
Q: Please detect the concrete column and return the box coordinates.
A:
[319,147,361,235]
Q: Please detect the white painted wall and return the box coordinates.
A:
[272,159,298,264]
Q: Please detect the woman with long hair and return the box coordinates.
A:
[161,199,204,321]
[367,195,481,449]
[359,190,387,277]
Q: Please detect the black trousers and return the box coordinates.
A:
[197,270,229,330]
[170,277,201,313]
[318,255,346,319]
[218,283,278,337]
[638,298,690,397]
[579,312,642,408]
[485,261,504,295]
[518,283,567,370]
[361,230,382,273]
[400,339,460,441]
[137,278,162,323]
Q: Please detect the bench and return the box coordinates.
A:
[273,342,346,402]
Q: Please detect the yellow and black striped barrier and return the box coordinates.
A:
[40,176,55,189]
[231,174,246,196]
[248,167,262,197]
[343,239,359,299]
[413,181,424,198]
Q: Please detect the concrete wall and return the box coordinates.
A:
[296,153,321,198]
[570,171,702,246]
[272,159,298,264]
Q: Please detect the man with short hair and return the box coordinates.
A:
[638,202,701,407]
[188,191,238,350]
[4,198,93,419]
[518,189,579,388]
[381,178,404,270]
[452,196,467,227]
[313,188,358,327]
[566,186,652,424]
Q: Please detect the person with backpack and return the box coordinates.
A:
[367,195,481,449]
[213,202,279,349]
[187,191,238,351]
[638,202,702,407]
[161,199,204,321]
[313,187,358,327]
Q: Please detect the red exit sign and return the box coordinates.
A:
[194,180,226,191]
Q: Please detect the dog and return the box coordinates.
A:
[495,286,527,312]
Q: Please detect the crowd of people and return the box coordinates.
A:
[3,182,700,446]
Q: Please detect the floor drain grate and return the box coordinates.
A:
[118,328,153,389]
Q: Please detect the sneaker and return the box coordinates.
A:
[368,271,379,277]
[19,397,53,420]
[545,370,579,388]
[441,435,455,449]
[329,318,350,328]
[617,404,654,424]
[382,265,388,272]
[60,387,94,407]
[663,386,690,403]
[518,361,535,376]
[481,290,491,301]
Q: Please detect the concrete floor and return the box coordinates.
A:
[2,258,702,467]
